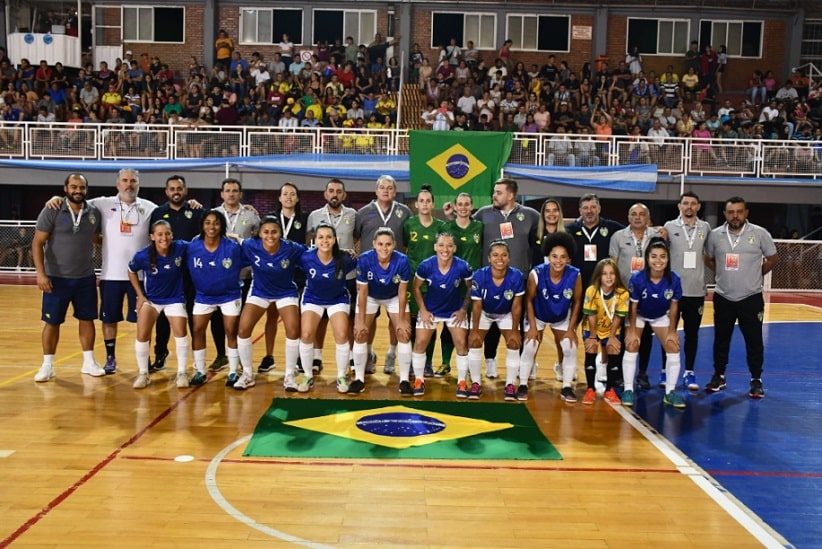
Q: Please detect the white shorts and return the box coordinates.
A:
[246,295,299,311]
[416,314,468,330]
[146,302,187,318]
[357,295,408,315]
[301,301,350,317]
[633,313,671,330]
[477,310,514,331]
[193,299,242,317]
[525,310,571,332]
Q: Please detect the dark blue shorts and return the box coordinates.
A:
[42,275,98,325]
[99,279,137,323]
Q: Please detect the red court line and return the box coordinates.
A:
[0,375,215,549]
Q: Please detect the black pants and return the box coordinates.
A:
[210,278,252,358]
[154,280,195,356]
[713,292,765,379]
[677,296,705,371]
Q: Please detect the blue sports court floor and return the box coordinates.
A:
[631,321,821,548]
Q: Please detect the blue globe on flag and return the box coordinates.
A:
[445,153,470,179]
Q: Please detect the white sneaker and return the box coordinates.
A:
[297,376,314,393]
[283,374,298,392]
[485,358,497,379]
[233,373,256,390]
[553,361,563,382]
[81,362,106,377]
[175,372,190,388]
[383,351,396,374]
[336,376,349,393]
[34,364,56,382]
[132,373,151,389]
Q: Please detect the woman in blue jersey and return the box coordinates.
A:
[235,216,305,391]
[127,220,190,389]
[296,223,357,394]
[188,210,245,387]
[520,231,583,402]
[410,232,473,397]
[468,240,525,401]
[352,228,412,395]
[621,237,684,408]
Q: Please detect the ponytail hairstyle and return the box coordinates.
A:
[644,236,672,281]
[148,219,172,272]
[315,221,346,279]
[417,183,434,201]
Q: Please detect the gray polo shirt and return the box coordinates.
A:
[355,200,412,252]
[608,226,662,288]
[705,221,777,302]
[35,200,101,278]
[665,217,711,298]
[473,203,540,275]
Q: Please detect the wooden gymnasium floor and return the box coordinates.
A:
[0,279,818,548]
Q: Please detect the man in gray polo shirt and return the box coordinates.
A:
[704,196,779,398]
[32,173,104,382]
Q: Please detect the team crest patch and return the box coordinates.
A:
[454,279,460,287]
[516,212,525,222]
[184,210,193,219]
[138,208,145,215]
[222,258,233,269]
[89,215,96,224]
[504,289,514,301]
[562,288,573,299]
[757,311,764,322]
[174,257,182,267]
[698,232,705,239]
[748,236,756,244]
[600,227,609,237]
[392,274,401,284]
[294,221,302,230]
[473,234,480,244]
[664,289,674,300]
[280,259,290,269]
[471,280,479,290]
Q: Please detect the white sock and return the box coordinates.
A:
[285,338,300,378]
[665,352,681,393]
[519,339,539,383]
[466,348,481,383]
[174,337,189,373]
[238,337,253,376]
[228,347,240,375]
[335,343,349,378]
[596,361,607,382]
[505,348,520,385]
[387,344,397,356]
[314,347,323,361]
[353,341,368,381]
[81,350,95,366]
[299,341,314,379]
[411,352,426,383]
[193,348,206,374]
[397,341,412,380]
[43,354,55,367]
[623,351,638,391]
[560,339,577,389]
[135,340,150,374]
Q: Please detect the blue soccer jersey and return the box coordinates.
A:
[415,256,473,317]
[187,237,244,305]
[356,249,412,301]
[128,240,188,305]
[242,237,306,300]
[531,263,581,323]
[470,266,525,315]
[629,270,683,319]
[298,249,357,306]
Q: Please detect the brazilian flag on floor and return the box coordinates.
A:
[409,131,512,208]
[243,398,561,460]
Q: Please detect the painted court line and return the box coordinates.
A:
[611,403,791,549]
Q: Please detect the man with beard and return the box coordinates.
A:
[33,173,104,382]
[147,175,203,372]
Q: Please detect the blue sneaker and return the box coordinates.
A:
[190,372,207,386]
[658,371,667,387]
[683,371,698,391]
[224,372,239,387]
[423,362,434,378]
[103,356,117,375]
[621,389,635,407]
[664,390,686,409]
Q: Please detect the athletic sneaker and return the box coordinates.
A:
[34,364,55,382]
[233,373,256,391]
[468,382,482,400]
[399,380,413,397]
[664,390,686,408]
[283,375,298,392]
[383,351,396,374]
[190,372,207,386]
[456,380,469,398]
[434,365,451,378]
[485,358,497,379]
[297,377,314,393]
[594,380,606,396]
[413,378,425,396]
[705,374,727,393]
[636,374,651,390]
[749,378,765,399]
[149,351,168,373]
[132,373,151,389]
[365,351,377,374]
[224,372,239,388]
[347,379,365,394]
[312,359,323,374]
[258,355,275,373]
[582,388,596,405]
[683,371,698,391]
[175,372,190,388]
[423,362,434,378]
[336,376,349,394]
[621,389,635,407]
[504,384,517,401]
[658,371,667,388]
[81,362,106,377]
[516,385,528,401]
[208,355,228,372]
[103,356,117,375]
[560,387,577,403]
[553,361,562,382]
[603,388,621,404]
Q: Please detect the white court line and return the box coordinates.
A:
[611,404,793,549]
[205,434,337,549]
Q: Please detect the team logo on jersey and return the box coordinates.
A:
[89,215,96,224]
[562,288,573,299]
[280,259,290,269]
[222,258,233,269]
[748,236,756,244]
[184,210,193,219]
[664,289,673,300]
[698,232,705,239]
[504,290,514,301]
[174,257,182,267]
[344,217,351,224]
[454,279,460,288]
[294,221,302,230]
[473,234,480,244]
[138,208,145,215]
[600,227,609,237]
[396,210,404,218]
[392,274,400,284]
[516,212,524,222]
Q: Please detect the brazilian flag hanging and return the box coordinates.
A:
[409,130,513,207]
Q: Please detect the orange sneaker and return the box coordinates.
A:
[582,388,596,405]
[603,388,620,404]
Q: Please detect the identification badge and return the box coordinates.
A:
[120,221,133,235]
[584,244,597,261]
[725,253,739,271]
[683,251,697,269]
[499,222,514,239]
[630,256,645,272]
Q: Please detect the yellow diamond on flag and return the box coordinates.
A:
[284,404,513,449]
[426,144,488,190]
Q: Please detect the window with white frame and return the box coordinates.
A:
[800,19,822,72]
[505,14,569,52]
[431,12,496,50]
[699,20,763,58]
[122,6,184,43]
[627,18,689,55]
[312,9,376,46]
[240,8,303,45]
